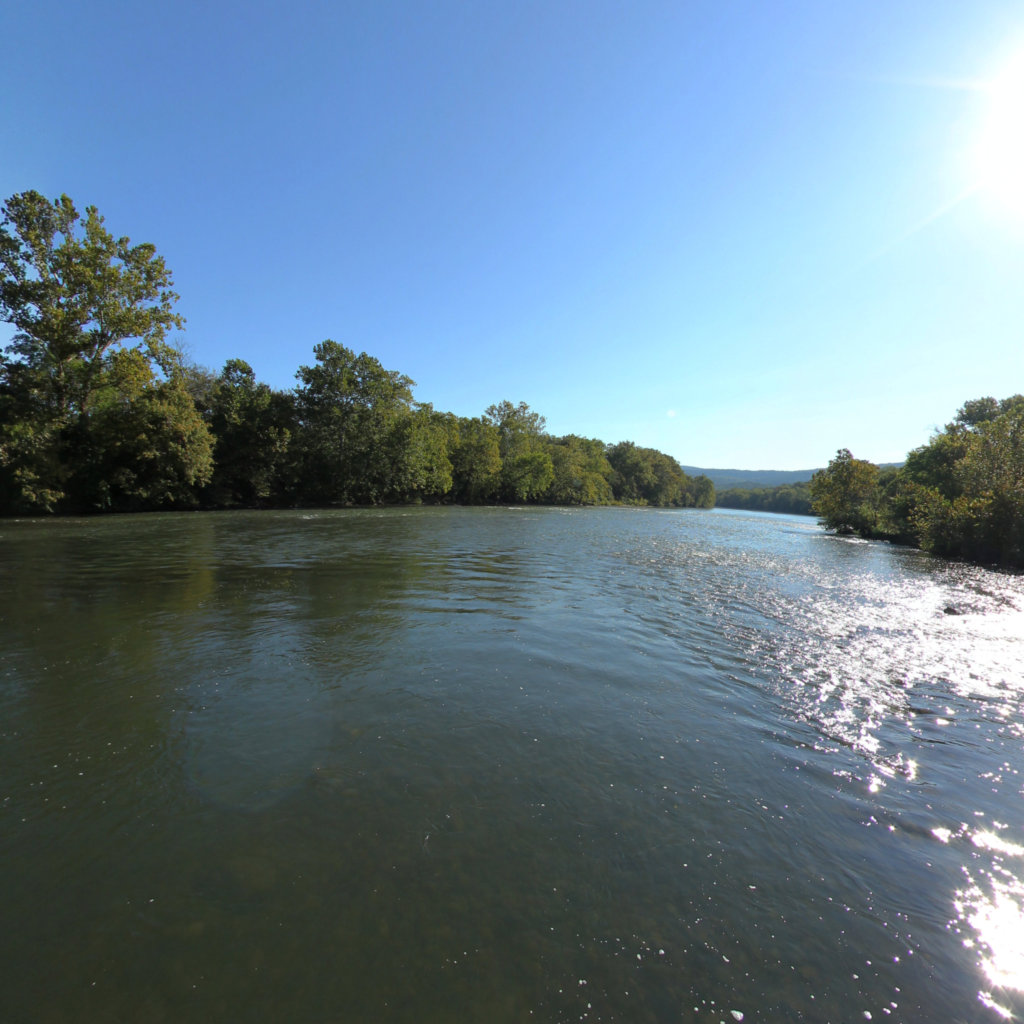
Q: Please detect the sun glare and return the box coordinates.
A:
[976,50,1024,217]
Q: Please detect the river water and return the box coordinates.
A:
[1,506,1022,1022]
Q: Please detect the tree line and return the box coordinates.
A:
[0,191,714,515]
[811,394,1024,567]
[715,481,813,516]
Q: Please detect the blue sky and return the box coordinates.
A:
[3,0,1024,470]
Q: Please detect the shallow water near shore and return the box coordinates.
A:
[1,506,1022,1022]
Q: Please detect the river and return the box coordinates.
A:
[1,506,1022,1022]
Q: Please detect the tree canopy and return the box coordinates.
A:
[1,191,714,517]
[10,189,1024,570]
[810,449,880,535]
[0,191,211,511]
[715,480,812,515]
[810,397,1024,567]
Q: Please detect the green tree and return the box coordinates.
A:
[606,441,656,503]
[66,351,214,511]
[293,341,417,504]
[0,190,207,512]
[390,403,453,501]
[0,191,182,420]
[544,435,614,505]
[943,403,1024,563]
[903,428,970,500]
[954,394,1024,429]
[955,396,1001,428]
[0,358,65,511]
[204,359,292,506]
[810,449,881,535]
[715,481,812,514]
[687,473,716,509]
[483,400,554,502]
[889,395,1024,561]
[448,415,502,502]
[606,441,702,507]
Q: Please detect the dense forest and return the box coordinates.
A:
[715,481,813,516]
[811,395,1024,567]
[0,191,713,516]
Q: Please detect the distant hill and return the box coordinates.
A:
[680,466,819,490]
[681,463,903,491]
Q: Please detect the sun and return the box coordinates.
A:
[975,50,1024,217]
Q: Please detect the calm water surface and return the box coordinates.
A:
[1,507,1022,1022]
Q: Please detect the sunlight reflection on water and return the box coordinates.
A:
[932,822,1024,1018]
[580,509,1024,1019]
[958,830,1024,1017]
[3,507,1024,1021]
[725,530,1024,1018]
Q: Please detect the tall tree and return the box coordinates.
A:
[203,359,292,506]
[483,400,553,502]
[393,404,454,501]
[0,190,209,511]
[293,341,417,504]
[606,441,701,506]
[66,349,214,511]
[544,435,614,505]
[810,448,881,535]
[0,191,183,421]
[448,415,502,502]
[606,441,656,503]
[932,403,1024,564]
[687,473,716,509]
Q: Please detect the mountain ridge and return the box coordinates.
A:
[682,463,903,491]
[680,466,820,490]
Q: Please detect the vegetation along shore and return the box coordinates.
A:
[2,190,1021,567]
[0,191,711,516]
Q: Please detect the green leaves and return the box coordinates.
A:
[605,441,705,507]
[2,191,725,518]
[1,192,182,418]
[293,341,424,504]
[817,397,1024,566]
[0,190,207,512]
[70,375,214,511]
[202,359,293,506]
[448,416,501,501]
[810,449,881,535]
[546,435,614,505]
